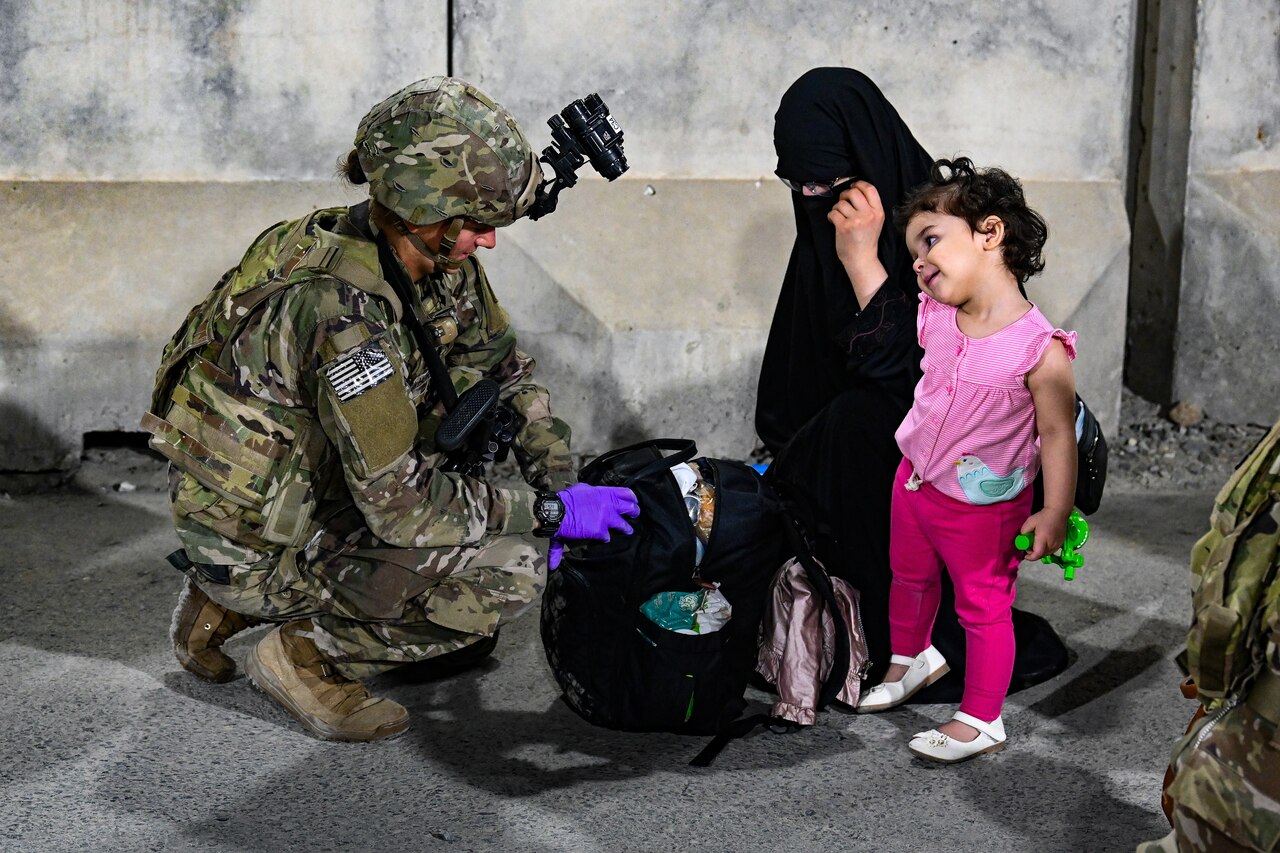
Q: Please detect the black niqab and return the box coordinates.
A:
[756,67,932,453]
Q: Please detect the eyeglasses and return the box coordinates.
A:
[777,176,856,197]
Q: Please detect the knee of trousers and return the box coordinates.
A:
[185,560,315,623]
[420,536,547,636]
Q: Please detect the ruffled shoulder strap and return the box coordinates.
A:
[1017,305,1078,375]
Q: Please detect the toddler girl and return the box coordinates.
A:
[848,158,1078,763]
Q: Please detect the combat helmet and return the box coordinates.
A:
[354,76,541,229]
[353,77,542,272]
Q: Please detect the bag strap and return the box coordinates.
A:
[581,438,698,484]
[689,713,773,767]
[687,493,854,768]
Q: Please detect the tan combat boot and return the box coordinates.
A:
[244,621,409,742]
[170,576,260,683]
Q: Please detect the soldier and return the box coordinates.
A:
[145,77,639,741]
[1138,416,1280,852]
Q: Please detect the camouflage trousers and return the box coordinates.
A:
[188,505,546,680]
[1138,670,1280,852]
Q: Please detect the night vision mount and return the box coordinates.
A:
[526,93,628,221]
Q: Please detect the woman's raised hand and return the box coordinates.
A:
[827,181,889,308]
[828,180,885,265]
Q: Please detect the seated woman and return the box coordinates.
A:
[757,67,1068,699]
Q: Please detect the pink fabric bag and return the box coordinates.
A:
[757,557,869,725]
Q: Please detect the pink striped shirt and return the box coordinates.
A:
[895,293,1077,505]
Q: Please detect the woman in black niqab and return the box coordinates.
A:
[756,67,931,453]
[758,67,1069,697]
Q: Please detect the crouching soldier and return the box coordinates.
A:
[143,77,638,741]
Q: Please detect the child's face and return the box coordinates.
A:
[904,211,991,307]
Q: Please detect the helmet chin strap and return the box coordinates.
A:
[395,217,467,273]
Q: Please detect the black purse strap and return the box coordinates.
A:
[581,438,698,485]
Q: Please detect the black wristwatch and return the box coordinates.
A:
[532,491,565,538]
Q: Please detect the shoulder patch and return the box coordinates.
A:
[327,343,394,402]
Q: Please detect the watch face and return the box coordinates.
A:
[536,494,564,525]
[542,499,564,522]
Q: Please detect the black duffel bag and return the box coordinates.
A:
[540,439,785,738]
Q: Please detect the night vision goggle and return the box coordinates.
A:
[526,93,629,220]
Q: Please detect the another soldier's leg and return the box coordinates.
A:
[1149,687,1280,853]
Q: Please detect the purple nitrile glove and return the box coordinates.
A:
[547,483,641,570]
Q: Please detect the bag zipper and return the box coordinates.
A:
[1191,693,1241,750]
[852,593,872,679]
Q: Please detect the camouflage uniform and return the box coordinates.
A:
[1139,418,1280,852]
[145,78,574,680]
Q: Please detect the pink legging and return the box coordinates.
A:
[887,457,1032,722]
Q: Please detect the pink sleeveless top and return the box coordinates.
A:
[895,293,1077,506]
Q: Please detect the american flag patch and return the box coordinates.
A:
[328,344,395,402]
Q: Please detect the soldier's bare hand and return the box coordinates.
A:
[828,181,884,268]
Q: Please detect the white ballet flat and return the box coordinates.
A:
[908,712,1007,763]
[855,645,950,713]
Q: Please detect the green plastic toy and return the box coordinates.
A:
[1014,509,1090,581]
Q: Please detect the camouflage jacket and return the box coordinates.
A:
[1186,417,1280,708]
[143,205,574,566]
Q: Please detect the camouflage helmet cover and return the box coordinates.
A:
[354,76,541,228]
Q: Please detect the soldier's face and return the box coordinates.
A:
[414,218,497,264]
[449,220,498,260]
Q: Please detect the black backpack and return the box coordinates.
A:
[540,439,786,744]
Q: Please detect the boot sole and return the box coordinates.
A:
[908,738,1005,764]
[174,646,236,684]
[244,643,408,743]
[856,663,951,713]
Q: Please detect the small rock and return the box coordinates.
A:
[114,481,137,493]
[1167,400,1203,427]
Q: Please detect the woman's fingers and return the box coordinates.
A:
[853,180,883,213]
[827,197,856,222]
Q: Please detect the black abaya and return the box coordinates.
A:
[758,68,1069,697]
[756,67,931,454]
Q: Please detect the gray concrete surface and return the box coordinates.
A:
[1,0,1140,471]
[1125,0,1196,405]
[1,450,1210,852]
[1172,0,1280,422]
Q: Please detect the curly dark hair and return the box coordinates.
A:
[893,157,1047,284]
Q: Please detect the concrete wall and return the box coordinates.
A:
[0,0,446,471]
[3,0,1141,473]
[1171,0,1280,423]
[1125,0,1196,405]
[458,0,1137,454]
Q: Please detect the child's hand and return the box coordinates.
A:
[1019,509,1069,561]
[828,181,884,268]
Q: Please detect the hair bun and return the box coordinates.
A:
[341,149,368,185]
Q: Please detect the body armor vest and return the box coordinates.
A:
[141,208,405,546]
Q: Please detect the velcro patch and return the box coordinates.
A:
[328,344,394,402]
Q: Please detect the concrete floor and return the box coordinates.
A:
[0,452,1208,852]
